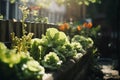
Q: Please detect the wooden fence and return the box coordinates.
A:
[0,20,58,43]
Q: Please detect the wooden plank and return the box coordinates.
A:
[26,22,32,33]
[8,20,14,41]
[33,23,37,38]
[41,23,45,35]
[30,23,37,38]
[14,22,22,37]
[39,23,43,38]
[36,23,41,38]
[0,20,8,42]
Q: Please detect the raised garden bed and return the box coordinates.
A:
[0,27,95,80]
[43,53,92,80]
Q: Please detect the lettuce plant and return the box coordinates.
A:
[41,52,62,70]
[21,60,45,80]
[29,28,77,63]
[71,42,86,54]
[0,42,45,80]
[72,35,94,50]
[0,42,23,67]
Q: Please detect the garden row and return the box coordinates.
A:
[0,23,95,80]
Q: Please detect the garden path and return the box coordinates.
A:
[98,58,120,80]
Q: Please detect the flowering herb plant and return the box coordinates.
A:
[58,20,101,39]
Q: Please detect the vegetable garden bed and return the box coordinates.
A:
[43,53,92,80]
[0,26,96,80]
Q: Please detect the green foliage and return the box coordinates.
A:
[25,60,44,72]
[30,38,44,61]
[89,25,101,39]
[71,42,86,54]
[11,32,33,53]
[0,14,3,20]
[46,28,59,39]
[44,28,70,46]
[0,49,20,67]
[72,35,94,50]
[42,52,62,70]
[21,60,45,80]
[19,5,30,35]
[34,17,49,23]
[39,28,70,52]
[54,44,77,58]
[70,24,101,38]
[56,0,101,6]
[10,0,101,7]
[0,42,20,67]
[0,42,45,80]
[10,0,16,3]
[44,28,71,52]
[0,21,99,79]
[29,28,77,69]
[0,42,7,50]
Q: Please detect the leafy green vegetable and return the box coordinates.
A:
[29,28,78,64]
[46,28,59,39]
[43,28,69,47]
[73,53,83,61]
[71,42,86,54]
[0,42,21,67]
[52,48,66,62]
[0,42,7,59]
[57,44,77,58]
[42,52,62,70]
[30,38,42,60]
[0,42,7,50]
[72,35,94,50]
[22,60,45,73]
[20,59,45,80]
[1,49,21,67]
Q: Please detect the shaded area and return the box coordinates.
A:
[98,58,120,80]
[87,0,120,76]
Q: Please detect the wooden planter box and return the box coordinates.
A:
[43,53,92,80]
[0,20,93,80]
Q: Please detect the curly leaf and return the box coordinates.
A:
[42,52,62,70]
[46,28,59,39]
[26,60,45,72]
